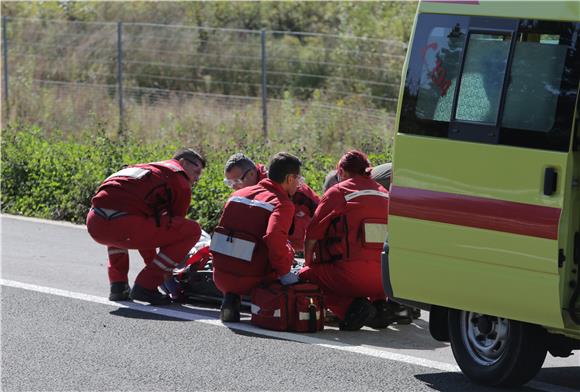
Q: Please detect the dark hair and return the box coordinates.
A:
[224,153,256,174]
[337,150,371,177]
[173,148,206,168]
[268,152,301,183]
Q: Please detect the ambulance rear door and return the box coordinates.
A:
[386,13,580,329]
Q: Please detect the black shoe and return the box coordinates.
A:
[339,298,377,331]
[365,300,397,329]
[109,282,131,301]
[385,300,419,325]
[129,283,171,305]
[220,293,241,322]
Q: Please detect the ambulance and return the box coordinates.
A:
[382,0,580,386]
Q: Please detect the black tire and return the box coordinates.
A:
[448,309,548,387]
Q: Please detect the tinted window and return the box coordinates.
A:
[455,33,511,124]
[399,14,580,152]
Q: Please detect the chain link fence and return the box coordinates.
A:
[1,17,406,149]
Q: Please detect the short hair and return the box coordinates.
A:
[268,152,301,183]
[224,153,256,174]
[323,169,339,192]
[337,150,371,177]
[173,148,206,168]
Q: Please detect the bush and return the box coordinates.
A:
[2,125,391,232]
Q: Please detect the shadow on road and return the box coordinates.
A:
[109,307,188,321]
[535,366,580,390]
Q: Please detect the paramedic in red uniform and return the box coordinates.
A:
[213,152,303,322]
[299,150,391,330]
[86,148,205,305]
[223,153,320,253]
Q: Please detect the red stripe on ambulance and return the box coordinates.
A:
[389,186,560,240]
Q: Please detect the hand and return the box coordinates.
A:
[279,272,299,286]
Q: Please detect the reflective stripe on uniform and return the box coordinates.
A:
[157,252,178,267]
[108,248,129,256]
[210,232,256,262]
[364,222,388,243]
[153,161,183,172]
[299,311,321,320]
[228,196,275,212]
[345,189,389,201]
[153,258,173,272]
[106,167,150,181]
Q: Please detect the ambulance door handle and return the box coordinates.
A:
[543,167,558,196]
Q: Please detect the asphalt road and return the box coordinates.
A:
[1,215,579,391]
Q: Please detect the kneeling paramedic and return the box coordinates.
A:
[212,152,303,322]
[223,152,320,253]
[299,150,391,330]
[86,148,205,305]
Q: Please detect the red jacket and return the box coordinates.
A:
[256,163,320,251]
[306,175,389,263]
[212,178,295,278]
[91,159,192,220]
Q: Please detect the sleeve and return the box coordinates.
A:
[298,183,321,214]
[305,188,344,241]
[171,175,192,217]
[263,200,295,276]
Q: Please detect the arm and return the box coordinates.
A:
[304,239,317,266]
[263,201,295,276]
[171,175,193,217]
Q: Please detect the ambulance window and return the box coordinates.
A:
[499,21,580,151]
[400,13,468,138]
[415,25,465,122]
[455,33,511,124]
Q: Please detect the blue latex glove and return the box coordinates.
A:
[279,272,299,286]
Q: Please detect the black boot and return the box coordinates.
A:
[109,282,131,301]
[220,293,241,322]
[365,300,398,329]
[339,298,377,331]
[129,283,171,305]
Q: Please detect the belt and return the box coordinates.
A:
[92,207,128,220]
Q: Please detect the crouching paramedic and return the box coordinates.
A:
[223,153,320,253]
[212,152,303,322]
[86,148,205,305]
[299,150,390,331]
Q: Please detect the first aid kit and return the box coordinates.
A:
[250,283,324,332]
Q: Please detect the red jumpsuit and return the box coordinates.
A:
[255,164,320,252]
[298,175,389,319]
[212,178,295,296]
[86,159,201,290]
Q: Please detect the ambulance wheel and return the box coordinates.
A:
[448,310,547,387]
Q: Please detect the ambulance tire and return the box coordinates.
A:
[448,310,548,387]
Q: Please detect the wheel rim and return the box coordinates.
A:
[460,311,510,366]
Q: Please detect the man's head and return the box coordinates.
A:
[268,152,303,196]
[223,153,259,190]
[173,148,206,186]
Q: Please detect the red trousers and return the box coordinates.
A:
[298,260,385,319]
[213,269,278,296]
[86,210,200,290]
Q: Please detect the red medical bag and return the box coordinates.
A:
[250,283,324,332]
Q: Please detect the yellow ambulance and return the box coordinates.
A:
[383,0,580,386]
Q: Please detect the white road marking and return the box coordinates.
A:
[1,279,576,392]
[1,214,86,229]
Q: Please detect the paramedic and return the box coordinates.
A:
[86,148,205,305]
[323,162,392,192]
[299,150,391,330]
[213,152,302,322]
[223,153,320,253]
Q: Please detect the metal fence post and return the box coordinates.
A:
[2,16,9,118]
[261,29,268,140]
[117,22,125,136]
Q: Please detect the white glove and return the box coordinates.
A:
[279,272,299,286]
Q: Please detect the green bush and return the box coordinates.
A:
[2,125,391,232]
